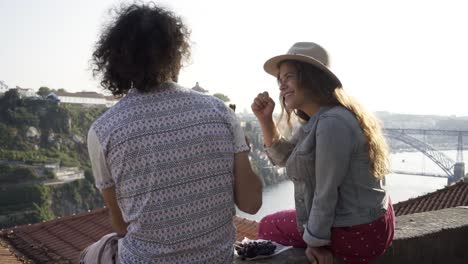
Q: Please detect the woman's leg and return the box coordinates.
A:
[257,209,307,248]
[257,202,395,264]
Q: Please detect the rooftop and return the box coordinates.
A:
[0,243,22,264]
[393,180,468,216]
[0,208,258,263]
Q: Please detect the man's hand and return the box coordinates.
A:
[305,246,333,264]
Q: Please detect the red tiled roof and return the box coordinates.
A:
[0,208,110,263]
[234,217,258,241]
[0,243,22,264]
[0,208,258,263]
[393,181,468,216]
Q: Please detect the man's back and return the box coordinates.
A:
[90,82,248,263]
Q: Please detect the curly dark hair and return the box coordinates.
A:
[91,2,191,97]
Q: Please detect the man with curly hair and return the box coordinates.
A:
[83,3,262,263]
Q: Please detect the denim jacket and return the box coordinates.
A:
[265,106,389,247]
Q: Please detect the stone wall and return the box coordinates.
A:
[375,206,468,264]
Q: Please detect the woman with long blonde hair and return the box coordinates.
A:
[251,42,394,264]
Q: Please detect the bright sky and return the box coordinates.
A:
[1,0,467,116]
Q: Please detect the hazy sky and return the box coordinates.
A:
[1,0,467,116]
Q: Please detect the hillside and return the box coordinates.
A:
[0,89,107,228]
[0,89,107,167]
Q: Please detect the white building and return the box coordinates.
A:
[16,87,39,98]
[104,95,119,107]
[54,167,85,182]
[47,91,118,107]
[0,81,8,94]
[0,84,39,98]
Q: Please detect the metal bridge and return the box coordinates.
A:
[383,128,468,185]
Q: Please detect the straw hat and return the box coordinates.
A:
[264,42,342,87]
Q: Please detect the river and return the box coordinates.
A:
[237,150,463,221]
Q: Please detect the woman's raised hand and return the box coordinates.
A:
[251,92,275,123]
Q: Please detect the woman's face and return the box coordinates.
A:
[278,62,309,111]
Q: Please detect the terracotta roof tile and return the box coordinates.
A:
[233,216,258,241]
[0,208,110,263]
[0,242,23,264]
[0,208,259,263]
[394,181,468,216]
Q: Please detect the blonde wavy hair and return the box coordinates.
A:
[277,61,389,179]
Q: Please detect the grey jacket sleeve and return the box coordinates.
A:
[264,130,300,167]
[303,116,354,247]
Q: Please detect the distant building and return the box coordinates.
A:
[15,87,38,98]
[43,162,60,170]
[53,167,84,182]
[104,95,118,107]
[192,82,208,93]
[0,80,8,94]
[47,91,118,107]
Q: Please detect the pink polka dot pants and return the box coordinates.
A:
[257,209,307,248]
[257,203,395,264]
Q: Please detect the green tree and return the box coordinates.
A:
[0,165,38,183]
[37,86,51,98]
[0,89,20,109]
[43,169,56,179]
[0,123,10,146]
[213,93,230,102]
[33,202,54,222]
[8,107,39,127]
[84,167,95,184]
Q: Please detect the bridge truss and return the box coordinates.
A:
[382,128,468,183]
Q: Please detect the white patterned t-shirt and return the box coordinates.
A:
[87,82,249,263]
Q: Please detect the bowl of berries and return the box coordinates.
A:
[234,238,293,260]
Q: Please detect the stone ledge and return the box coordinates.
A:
[375,206,468,264]
[392,206,468,239]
